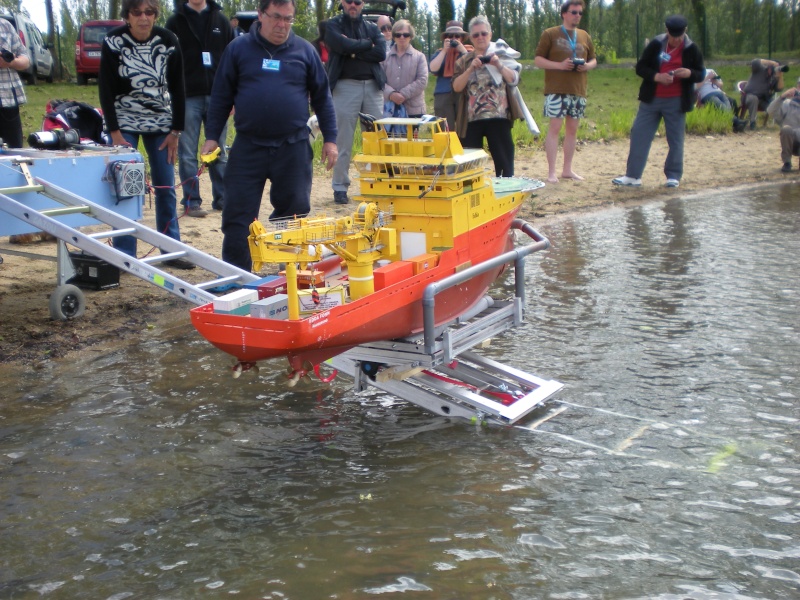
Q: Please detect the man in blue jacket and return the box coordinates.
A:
[613,15,704,189]
[325,0,386,204]
[202,0,338,272]
[166,0,233,217]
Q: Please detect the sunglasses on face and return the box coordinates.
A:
[393,32,411,38]
[344,0,363,5]
[380,24,392,32]
[569,10,583,16]
[444,34,459,39]
[130,8,157,17]
[471,31,489,38]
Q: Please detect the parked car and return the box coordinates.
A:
[0,10,54,84]
[75,20,123,85]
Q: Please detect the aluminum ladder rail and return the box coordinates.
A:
[0,168,259,305]
[330,221,564,425]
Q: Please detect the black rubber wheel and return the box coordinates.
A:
[76,73,86,85]
[49,284,86,320]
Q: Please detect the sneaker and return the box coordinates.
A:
[211,201,224,211]
[164,258,196,270]
[782,162,792,173]
[665,179,680,188]
[612,175,642,187]
[186,207,208,218]
[333,191,349,204]
[749,121,756,131]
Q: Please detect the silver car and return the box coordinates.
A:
[0,10,54,84]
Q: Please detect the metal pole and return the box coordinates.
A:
[636,14,640,59]
[427,14,432,59]
[768,8,773,59]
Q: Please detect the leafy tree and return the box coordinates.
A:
[437,0,454,30]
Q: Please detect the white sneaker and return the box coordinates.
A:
[612,175,642,186]
[665,179,680,188]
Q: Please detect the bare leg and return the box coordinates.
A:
[544,117,562,183]
[561,116,583,180]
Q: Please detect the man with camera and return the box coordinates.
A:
[534,0,596,184]
[766,77,800,173]
[743,59,788,130]
[0,18,30,148]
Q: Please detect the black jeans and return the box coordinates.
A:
[463,118,514,177]
[221,134,313,271]
[0,105,23,149]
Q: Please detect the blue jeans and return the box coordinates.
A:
[113,131,181,257]
[179,95,228,209]
[625,97,686,181]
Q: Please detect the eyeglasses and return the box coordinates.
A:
[380,25,392,32]
[471,31,489,38]
[264,12,295,24]
[393,32,411,38]
[444,34,459,39]
[569,10,583,16]
[344,0,363,5]
[130,8,157,17]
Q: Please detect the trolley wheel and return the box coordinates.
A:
[49,284,86,320]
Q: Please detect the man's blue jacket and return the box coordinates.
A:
[206,26,336,144]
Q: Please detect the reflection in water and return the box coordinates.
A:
[1,184,799,598]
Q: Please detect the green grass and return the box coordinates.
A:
[19,62,762,153]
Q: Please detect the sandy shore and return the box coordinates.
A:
[0,129,795,367]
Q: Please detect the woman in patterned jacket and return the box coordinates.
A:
[99,0,191,268]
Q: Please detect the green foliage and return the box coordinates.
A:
[437,0,454,31]
[686,104,736,135]
[593,43,618,65]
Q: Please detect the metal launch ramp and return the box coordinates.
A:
[331,224,564,425]
[0,157,259,319]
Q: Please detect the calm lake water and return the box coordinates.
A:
[2,184,798,599]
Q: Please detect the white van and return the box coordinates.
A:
[0,11,54,84]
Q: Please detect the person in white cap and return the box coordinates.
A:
[613,14,704,189]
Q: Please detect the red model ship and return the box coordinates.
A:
[190,117,544,377]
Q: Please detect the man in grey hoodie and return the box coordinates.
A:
[767,77,800,173]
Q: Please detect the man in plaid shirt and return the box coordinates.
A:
[0,17,30,148]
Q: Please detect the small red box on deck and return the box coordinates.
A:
[408,253,438,275]
[374,260,414,290]
[256,276,287,299]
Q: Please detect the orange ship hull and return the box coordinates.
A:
[190,208,520,371]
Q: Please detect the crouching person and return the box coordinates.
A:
[767,77,800,173]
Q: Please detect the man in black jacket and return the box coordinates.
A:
[167,0,233,216]
[325,0,386,204]
[613,15,704,189]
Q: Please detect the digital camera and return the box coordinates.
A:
[479,54,493,64]
[449,39,460,48]
[0,49,14,63]
[572,57,585,70]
